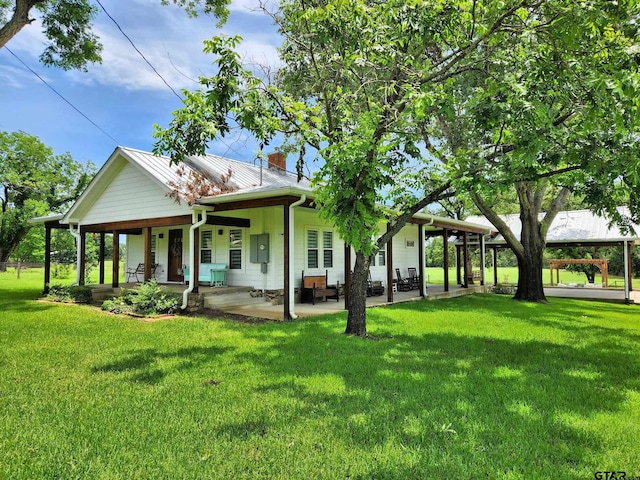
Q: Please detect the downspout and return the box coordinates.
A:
[289,195,306,319]
[181,207,210,310]
[69,224,81,285]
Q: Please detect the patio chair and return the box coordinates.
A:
[407,267,421,290]
[395,268,411,292]
[367,271,384,296]
[126,263,159,283]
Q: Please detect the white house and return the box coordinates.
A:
[35,146,494,320]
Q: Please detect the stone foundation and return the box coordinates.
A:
[186,293,204,313]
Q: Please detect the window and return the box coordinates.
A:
[151,235,157,264]
[201,230,212,263]
[307,230,318,269]
[307,229,333,269]
[370,250,384,266]
[229,229,242,269]
[323,231,333,268]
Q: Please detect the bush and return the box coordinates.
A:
[102,280,180,316]
[46,285,93,303]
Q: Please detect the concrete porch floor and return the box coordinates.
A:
[96,282,638,322]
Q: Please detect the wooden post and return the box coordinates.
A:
[284,204,291,321]
[627,242,633,292]
[44,223,52,294]
[456,243,462,286]
[443,229,450,292]
[387,223,394,303]
[99,232,105,285]
[79,227,86,286]
[344,243,351,310]
[493,246,498,286]
[112,231,120,287]
[479,234,485,286]
[419,224,425,297]
[143,227,152,282]
[463,232,470,287]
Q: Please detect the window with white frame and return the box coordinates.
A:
[229,229,243,269]
[307,229,333,269]
[201,230,213,263]
[371,249,386,266]
[151,235,157,264]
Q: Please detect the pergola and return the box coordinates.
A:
[548,258,609,287]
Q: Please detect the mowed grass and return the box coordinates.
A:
[1,270,640,479]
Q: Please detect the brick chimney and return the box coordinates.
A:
[267,151,286,171]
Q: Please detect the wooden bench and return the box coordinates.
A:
[301,270,340,304]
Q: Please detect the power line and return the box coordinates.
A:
[95,0,183,100]
[4,46,120,145]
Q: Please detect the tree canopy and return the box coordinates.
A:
[155,0,640,333]
[428,0,640,300]
[0,130,94,268]
[0,0,230,70]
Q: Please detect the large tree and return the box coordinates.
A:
[429,1,640,301]
[0,0,230,70]
[0,130,94,269]
[154,1,571,336]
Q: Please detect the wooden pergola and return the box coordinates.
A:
[548,258,609,287]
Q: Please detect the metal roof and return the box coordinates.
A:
[465,208,640,245]
[120,146,312,195]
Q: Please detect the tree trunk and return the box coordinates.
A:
[0,250,9,272]
[345,251,371,337]
[0,1,41,50]
[513,204,547,302]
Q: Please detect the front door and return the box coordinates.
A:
[168,229,184,282]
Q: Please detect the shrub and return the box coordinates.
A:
[102,280,180,316]
[46,285,93,303]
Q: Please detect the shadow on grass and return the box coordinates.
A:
[92,345,230,385]
[222,300,640,478]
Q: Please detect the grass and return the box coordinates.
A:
[425,266,640,289]
[1,270,640,479]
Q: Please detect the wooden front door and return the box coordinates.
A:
[168,229,184,282]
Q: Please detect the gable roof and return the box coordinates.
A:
[62,146,311,223]
[465,208,640,246]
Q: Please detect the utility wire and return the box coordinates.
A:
[95,0,182,100]
[4,46,120,145]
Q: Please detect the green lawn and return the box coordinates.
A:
[1,270,640,479]
[425,266,640,289]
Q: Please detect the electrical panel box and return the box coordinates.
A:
[250,233,269,264]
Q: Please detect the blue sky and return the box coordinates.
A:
[0,0,281,169]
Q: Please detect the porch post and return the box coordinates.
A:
[623,241,630,303]
[99,232,105,285]
[479,234,486,286]
[193,226,200,294]
[143,226,152,282]
[387,223,394,303]
[344,243,351,310]
[44,223,52,294]
[493,246,498,286]
[418,224,426,297]
[112,231,120,287]
[443,228,450,292]
[79,227,86,286]
[462,232,470,287]
[627,242,633,292]
[284,204,291,321]
[456,243,462,286]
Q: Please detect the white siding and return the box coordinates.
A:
[81,162,189,225]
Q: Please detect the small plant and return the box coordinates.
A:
[102,280,180,316]
[52,263,72,279]
[46,285,93,303]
